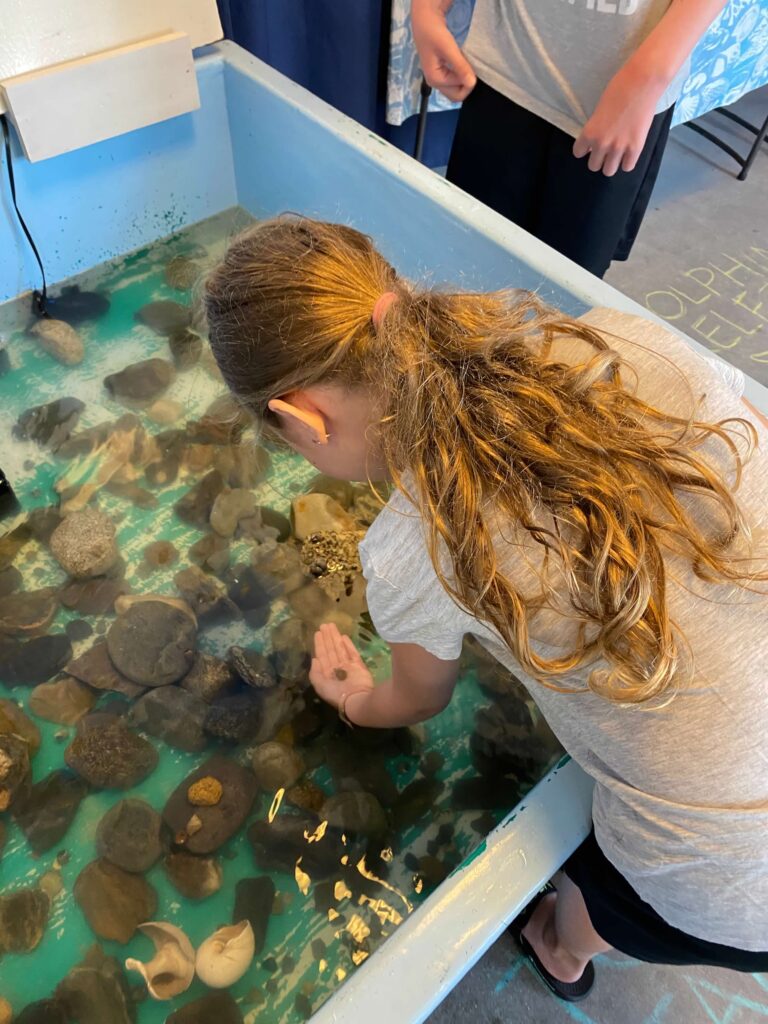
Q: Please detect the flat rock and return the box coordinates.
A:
[0,887,49,953]
[66,641,146,698]
[106,601,196,686]
[174,470,225,527]
[134,299,192,335]
[12,769,88,854]
[65,618,93,642]
[203,692,263,744]
[95,798,162,872]
[164,850,223,899]
[319,791,388,837]
[0,587,58,636]
[104,357,175,402]
[188,531,230,574]
[162,755,258,854]
[50,508,118,579]
[30,317,84,365]
[0,565,22,596]
[29,676,96,724]
[247,812,342,879]
[128,686,208,751]
[56,944,135,1024]
[0,697,41,753]
[74,859,157,942]
[13,397,84,449]
[59,577,129,615]
[168,327,203,369]
[15,999,68,1024]
[65,719,158,789]
[180,652,238,703]
[228,646,276,689]
[233,876,275,956]
[210,488,258,537]
[251,742,304,791]
[174,565,238,625]
[0,633,72,686]
[166,991,243,1024]
[225,564,275,628]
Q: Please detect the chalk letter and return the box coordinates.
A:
[732,284,768,323]
[684,267,721,298]
[710,253,763,288]
[645,289,686,320]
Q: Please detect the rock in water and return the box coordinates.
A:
[251,742,305,791]
[166,991,243,1024]
[0,733,31,812]
[104,358,175,402]
[48,284,110,324]
[13,397,84,449]
[60,577,129,615]
[12,770,89,853]
[0,888,49,953]
[65,720,158,789]
[29,317,84,365]
[29,676,96,724]
[128,686,208,751]
[96,798,162,872]
[203,693,263,744]
[66,641,146,698]
[0,634,72,686]
[164,850,223,900]
[50,508,118,579]
[15,999,68,1024]
[225,565,275,629]
[0,588,58,636]
[174,470,225,527]
[142,539,178,570]
[0,697,41,753]
[181,653,238,703]
[210,488,258,537]
[135,299,192,335]
[233,877,275,956]
[0,565,22,596]
[174,565,238,625]
[74,859,157,942]
[106,601,196,686]
[162,755,258,854]
[164,254,202,291]
[291,492,356,541]
[247,812,341,879]
[56,944,135,1024]
[228,646,276,689]
[168,328,203,369]
[319,791,388,837]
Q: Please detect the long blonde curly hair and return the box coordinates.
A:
[204,216,765,705]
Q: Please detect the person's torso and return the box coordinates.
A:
[463,0,687,136]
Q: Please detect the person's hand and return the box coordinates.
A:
[411,0,476,102]
[310,623,375,709]
[573,65,663,176]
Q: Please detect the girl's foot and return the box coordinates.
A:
[520,891,591,985]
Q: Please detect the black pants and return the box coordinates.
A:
[447,80,674,278]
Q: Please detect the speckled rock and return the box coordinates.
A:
[104,357,175,402]
[164,850,223,900]
[251,742,305,792]
[74,859,157,942]
[203,693,263,744]
[30,317,84,365]
[128,686,207,751]
[162,755,258,854]
[180,653,238,703]
[29,676,97,724]
[106,601,196,686]
[56,944,135,1024]
[95,798,162,873]
[65,720,158,789]
[228,646,276,689]
[0,887,49,953]
[12,769,88,854]
[50,508,118,579]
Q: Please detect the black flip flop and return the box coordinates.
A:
[518,931,595,1002]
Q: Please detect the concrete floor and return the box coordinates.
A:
[427,87,768,1024]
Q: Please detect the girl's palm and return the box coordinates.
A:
[310,622,374,706]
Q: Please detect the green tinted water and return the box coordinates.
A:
[0,210,562,1022]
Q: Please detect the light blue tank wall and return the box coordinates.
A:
[0,55,237,304]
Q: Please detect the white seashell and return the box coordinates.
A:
[125,921,195,1000]
[194,919,255,988]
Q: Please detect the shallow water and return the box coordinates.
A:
[0,210,563,1022]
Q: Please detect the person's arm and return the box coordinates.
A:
[742,396,768,432]
[310,622,460,728]
[574,0,728,176]
[411,0,477,102]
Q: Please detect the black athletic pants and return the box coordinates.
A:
[446,79,674,278]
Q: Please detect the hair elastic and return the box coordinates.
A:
[371,290,398,330]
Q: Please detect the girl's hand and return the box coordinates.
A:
[310,623,375,709]
[573,64,662,176]
[412,0,476,102]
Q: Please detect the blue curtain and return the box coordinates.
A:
[216,0,457,167]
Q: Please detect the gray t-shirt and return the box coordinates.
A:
[359,310,768,951]
[463,0,689,137]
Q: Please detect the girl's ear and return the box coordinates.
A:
[268,397,329,446]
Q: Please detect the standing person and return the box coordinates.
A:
[203,216,768,1002]
[411,0,728,277]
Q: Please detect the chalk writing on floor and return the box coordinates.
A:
[644,247,768,364]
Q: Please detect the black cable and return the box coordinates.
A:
[1,113,48,316]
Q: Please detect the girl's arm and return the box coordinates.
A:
[310,623,460,728]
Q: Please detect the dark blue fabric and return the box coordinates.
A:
[216,0,457,167]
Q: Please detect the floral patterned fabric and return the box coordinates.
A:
[386,0,768,128]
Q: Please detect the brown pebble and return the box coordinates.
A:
[142,540,178,569]
[187,775,223,806]
[334,668,347,681]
